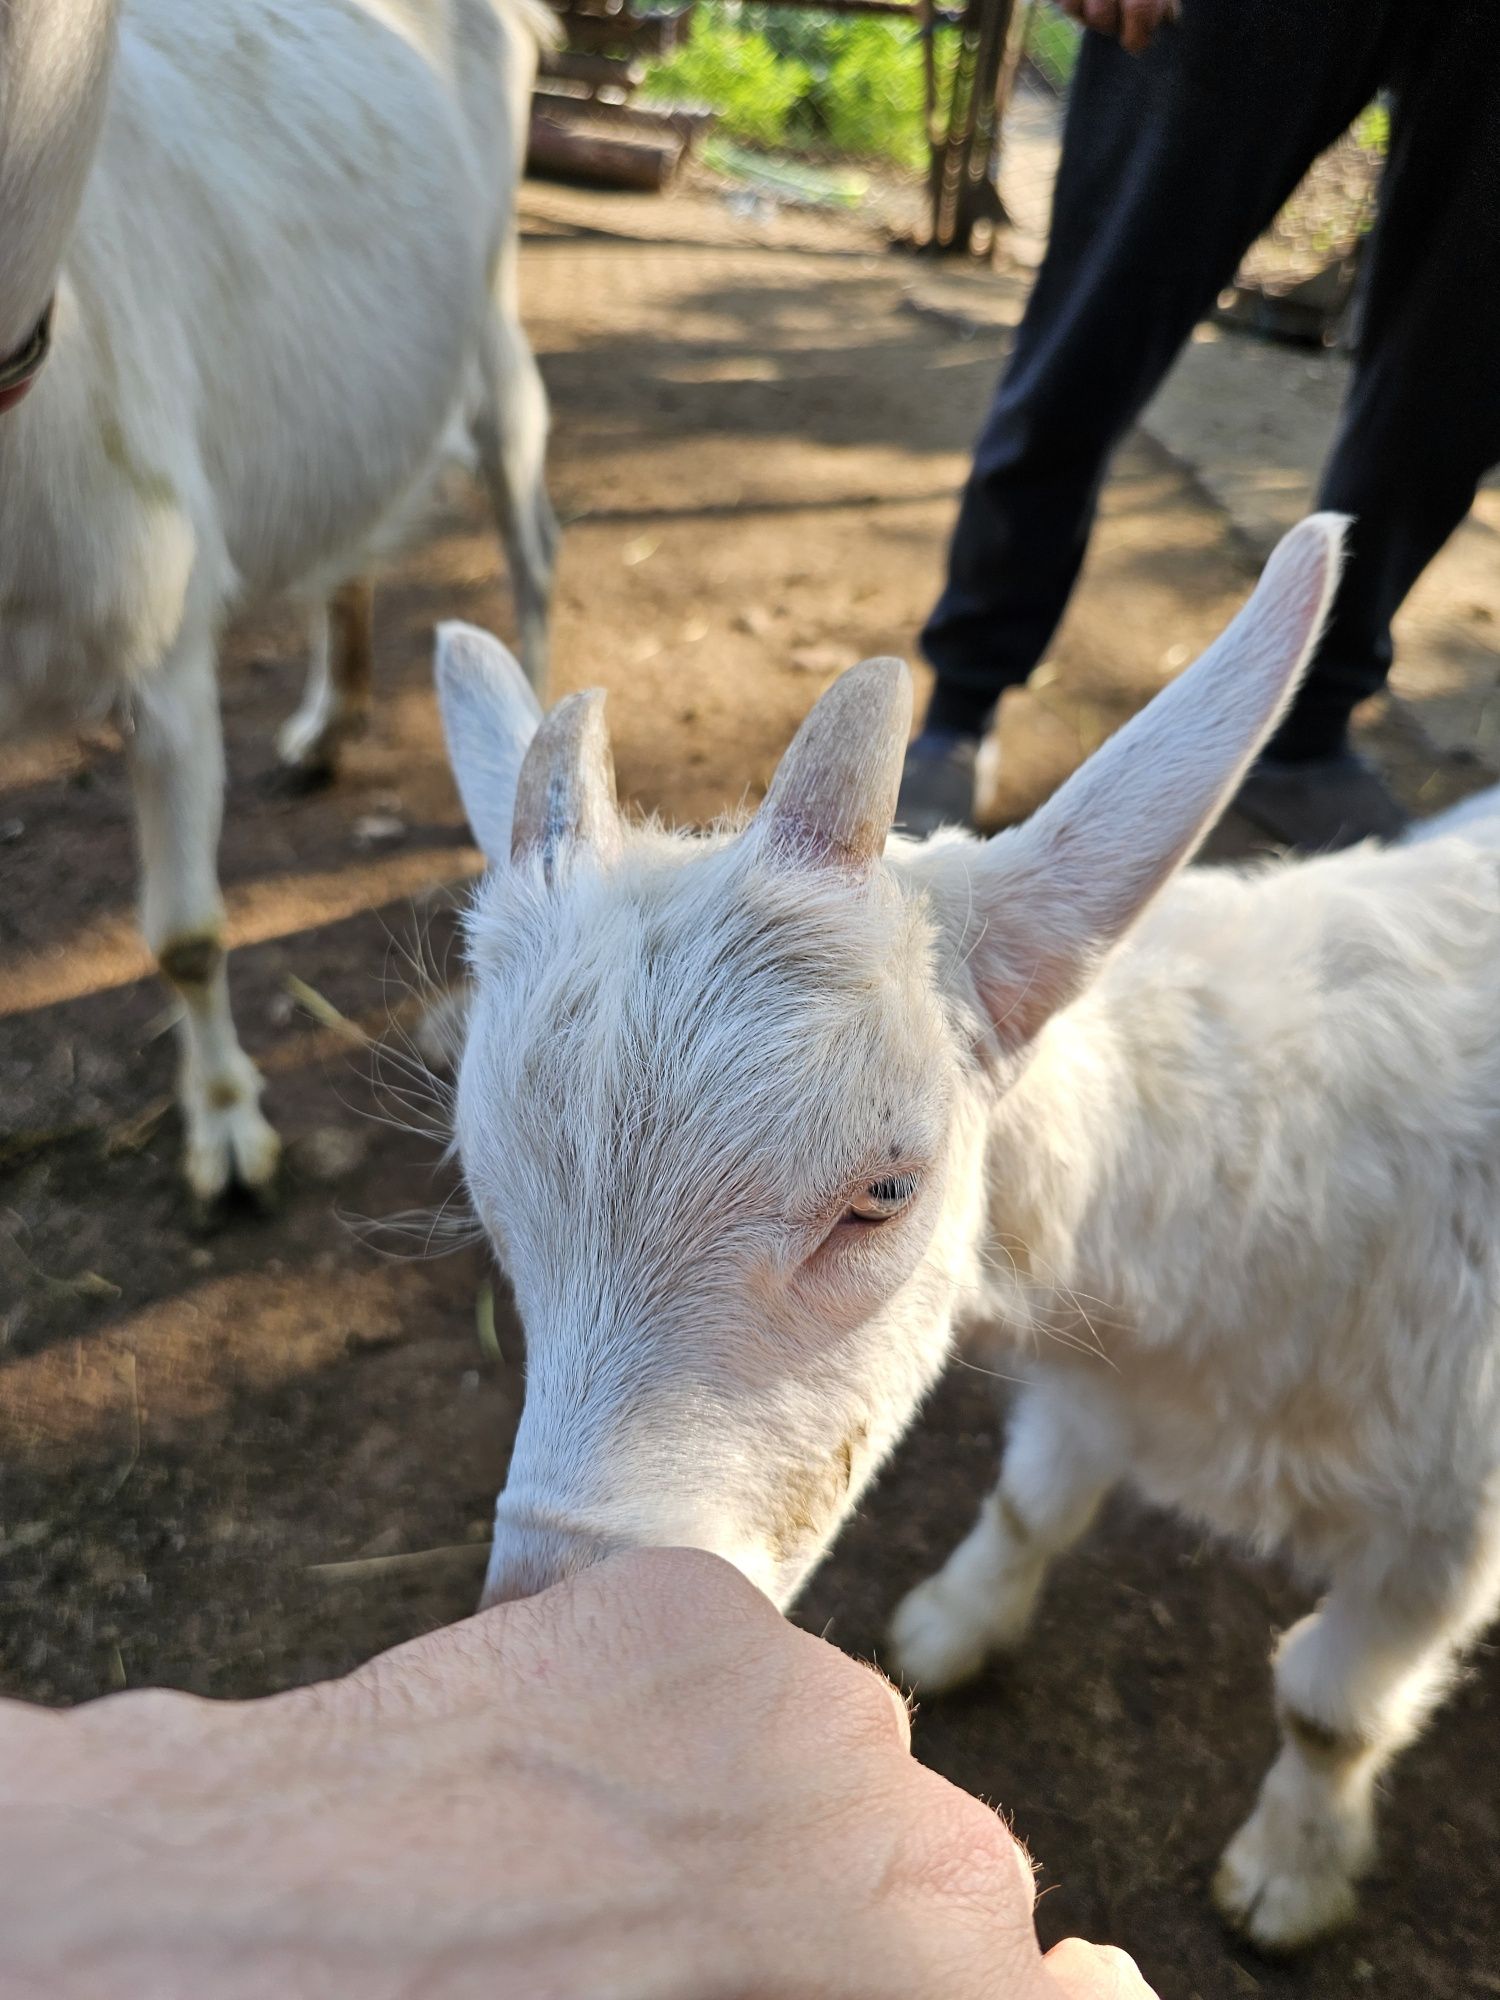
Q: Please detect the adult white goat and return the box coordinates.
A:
[0,0,556,1201]
[433,513,1500,1952]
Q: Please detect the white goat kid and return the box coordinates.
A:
[0,0,556,1201]
[434,514,1500,1953]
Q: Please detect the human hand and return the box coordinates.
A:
[1059,0,1180,56]
[0,1548,1155,1999]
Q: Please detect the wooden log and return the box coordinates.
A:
[527,110,683,190]
[537,47,645,89]
[533,83,714,146]
[554,6,694,57]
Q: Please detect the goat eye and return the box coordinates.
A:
[845,1172,919,1225]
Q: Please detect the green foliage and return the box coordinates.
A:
[643,0,1091,173]
[644,4,944,168]
[701,137,869,206]
[1022,3,1080,92]
[814,19,932,167]
[644,9,812,148]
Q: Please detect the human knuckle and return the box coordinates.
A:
[607,1546,779,1644]
[1096,1943,1152,1991]
[98,1685,204,1736]
[806,1652,911,1752]
[901,1786,1036,1917]
[1046,1938,1154,1995]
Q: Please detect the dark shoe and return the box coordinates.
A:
[895,732,978,837]
[1232,750,1409,854]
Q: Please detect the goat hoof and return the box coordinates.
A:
[276,706,369,788]
[265,759,335,798]
[183,1094,282,1211]
[265,743,337,796]
[1213,1818,1361,1954]
[274,715,342,789]
[885,1575,996,1694]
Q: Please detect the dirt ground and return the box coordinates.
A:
[3,180,1497,2000]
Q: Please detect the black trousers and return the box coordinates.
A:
[923,0,1500,759]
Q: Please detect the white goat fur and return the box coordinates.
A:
[435,517,1500,1952]
[0,0,555,1198]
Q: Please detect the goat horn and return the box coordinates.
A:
[510,688,622,876]
[756,656,912,872]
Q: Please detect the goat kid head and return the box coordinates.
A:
[436,516,1343,1611]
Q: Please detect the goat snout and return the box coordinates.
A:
[479,1510,623,1609]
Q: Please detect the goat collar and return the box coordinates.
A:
[0,298,55,415]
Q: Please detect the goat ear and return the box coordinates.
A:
[971,513,1345,1049]
[434,622,543,867]
[511,687,623,877]
[756,656,912,872]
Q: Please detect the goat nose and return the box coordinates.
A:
[478,1510,622,1609]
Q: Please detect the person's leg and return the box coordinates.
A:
[923,1,1392,732]
[902,0,1396,834]
[1265,3,1500,769]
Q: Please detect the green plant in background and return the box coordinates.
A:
[645,0,1384,237]
[1022,1,1080,92]
[644,1,1088,173]
[644,8,813,148]
[700,137,870,206]
[813,18,932,167]
[644,4,948,168]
